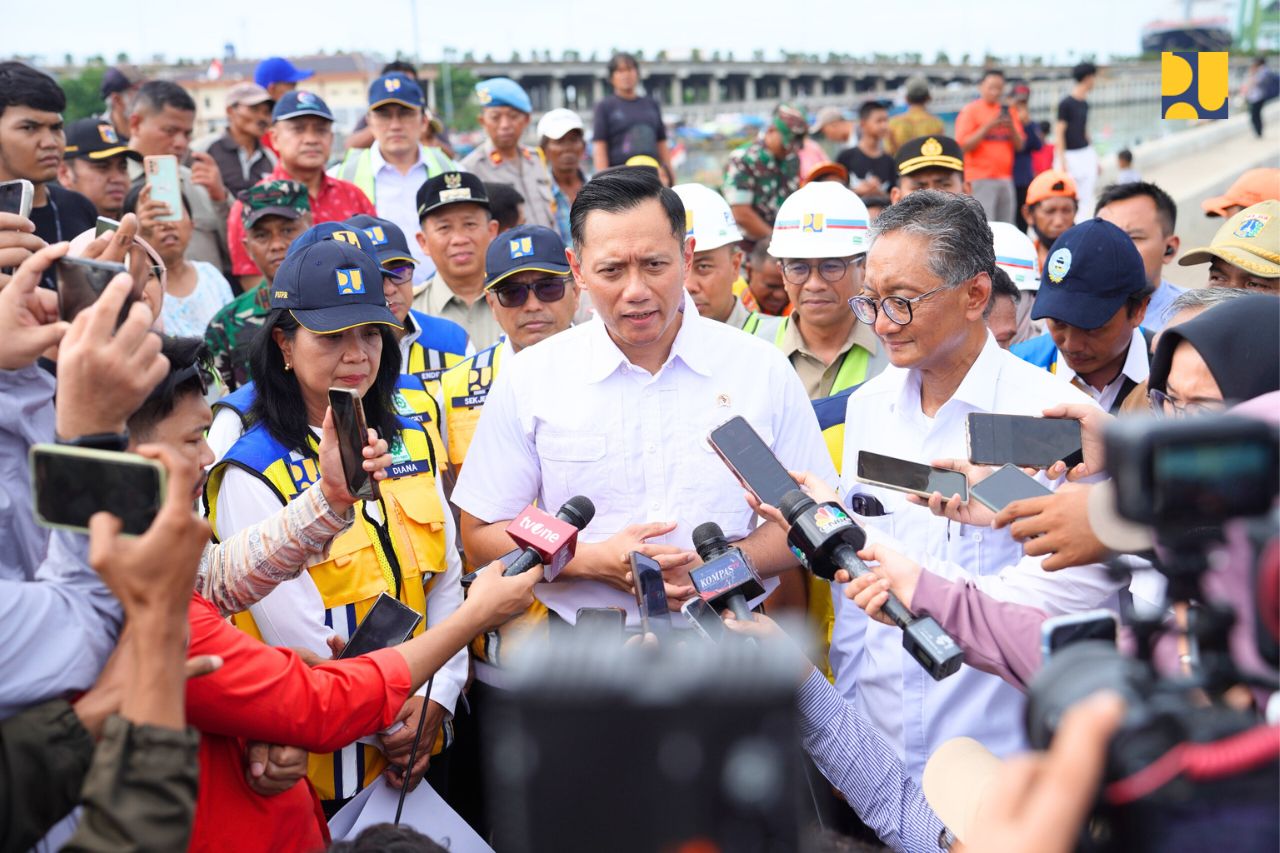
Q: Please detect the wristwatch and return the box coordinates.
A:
[56,431,130,453]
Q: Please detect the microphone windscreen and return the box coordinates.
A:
[921,736,1003,845]
[692,522,726,553]
[778,489,814,523]
[560,495,596,529]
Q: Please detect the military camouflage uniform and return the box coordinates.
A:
[205,280,271,392]
[721,140,801,227]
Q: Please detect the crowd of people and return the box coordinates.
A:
[0,48,1277,853]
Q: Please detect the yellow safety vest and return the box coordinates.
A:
[746,315,871,397]
[204,418,450,803]
[438,339,505,470]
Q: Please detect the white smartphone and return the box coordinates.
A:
[0,179,34,219]
[143,155,183,222]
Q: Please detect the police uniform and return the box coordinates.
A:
[458,78,557,231]
[203,235,466,809]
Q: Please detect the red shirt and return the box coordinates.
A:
[227,163,375,277]
[184,593,411,853]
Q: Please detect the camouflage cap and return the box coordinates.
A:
[771,103,808,147]
[240,180,310,229]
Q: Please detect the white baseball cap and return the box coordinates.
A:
[768,182,870,259]
[990,221,1040,292]
[536,108,585,141]
[672,183,743,252]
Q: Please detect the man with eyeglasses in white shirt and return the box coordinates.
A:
[833,189,1125,782]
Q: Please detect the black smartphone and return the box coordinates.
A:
[55,257,134,326]
[970,464,1053,513]
[328,387,378,502]
[855,450,968,501]
[575,607,625,641]
[95,215,121,237]
[967,413,1084,470]
[630,551,671,636]
[681,597,725,642]
[708,415,797,507]
[1040,610,1118,660]
[461,548,522,589]
[30,444,166,536]
[337,592,423,659]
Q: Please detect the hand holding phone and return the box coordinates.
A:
[631,552,671,636]
[56,257,134,326]
[856,450,968,502]
[970,464,1053,513]
[31,444,166,536]
[967,413,1083,470]
[708,415,798,507]
[680,597,725,643]
[337,593,423,659]
[143,155,183,223]
[327,387,378,502]
[0,179,34,219]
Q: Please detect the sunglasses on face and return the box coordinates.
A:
[491,277,568,308]
[384,265,414,286]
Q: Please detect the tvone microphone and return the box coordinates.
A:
[690,522,765,622]
[502,496,596,580]
[779,489,964,681]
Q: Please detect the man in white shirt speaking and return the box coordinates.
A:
[834,189,1126,780]
[451,167,835,624]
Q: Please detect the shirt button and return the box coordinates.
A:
[646,444,656,454]
[650,502,660,511]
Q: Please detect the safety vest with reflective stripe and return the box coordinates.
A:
[335,145,458,203]
[745,315,879,396]
[204,417,450,804]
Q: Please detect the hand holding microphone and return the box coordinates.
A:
[500,496,595,580]
[688,522,765,622]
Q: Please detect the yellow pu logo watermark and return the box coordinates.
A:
[1162,52,1229,119]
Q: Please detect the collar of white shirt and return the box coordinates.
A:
[583,292,715,383]
[370,142,426,176]
[1052,326,1150,393]
[888,331,1008,419]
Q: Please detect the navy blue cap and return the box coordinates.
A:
[286,222,395,278]
[255,57,314,88]
[1031,218,1149,331]
[485,224,570,290]
[475,77,532,113]
[343,214,416,267]
[271,240,401,333]
[369,73,424,110]
[272,90,333,123]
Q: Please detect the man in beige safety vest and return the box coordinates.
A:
[671,182,762,330]
[756,182,888,399]
[330,73,459,283]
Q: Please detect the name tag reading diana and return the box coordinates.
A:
[385,436,430,480]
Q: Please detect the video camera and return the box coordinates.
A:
[1026,414,1280,853]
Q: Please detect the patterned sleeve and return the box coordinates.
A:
[197,484,354,617]
[721,149,755,206]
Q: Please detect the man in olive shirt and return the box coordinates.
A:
[755,182,886,399]
[411,171,503,348]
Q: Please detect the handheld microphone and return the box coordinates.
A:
[690,522,765,622]
[779,489,964,681]
[502,496,595,580]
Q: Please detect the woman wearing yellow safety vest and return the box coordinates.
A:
[204,236,465,816]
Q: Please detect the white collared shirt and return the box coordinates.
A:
[834,332,1126,780]
[1050,326,1150,413]
[451,302,837,624]
[370,144,435,283]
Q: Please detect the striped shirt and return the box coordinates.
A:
[797,668,951,852]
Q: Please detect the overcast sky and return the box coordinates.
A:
[9,0,1181,67]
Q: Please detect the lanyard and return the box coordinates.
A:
[46,191,63,243]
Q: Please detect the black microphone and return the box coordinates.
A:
[690,522,764,622]
[500,496,596,578]
[779,489,964,681]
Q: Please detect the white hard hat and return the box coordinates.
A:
[989,221,1040,291]
[768,182,870,259]
[536,108,585,141]
[672,183,743,252]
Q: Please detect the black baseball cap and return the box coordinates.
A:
[485,224,570,290]
[417,171,490,220]
[895,135,964,176]
[271,240,401,333]
[100,66,143,98]
[63,118,141,162]
[1031,218,1148,330]
[344,214,416,267]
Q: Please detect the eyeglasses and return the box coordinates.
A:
[848,282,952,326]
[491,277,568,308]
[781,257,858,286]
[1147,388,1227,419]
[384,265,414,286]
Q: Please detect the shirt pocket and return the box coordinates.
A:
[535,429,621,528]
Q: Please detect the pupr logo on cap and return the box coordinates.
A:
[363,226,387,245]
[385,77,402,92]
[98,124,119,144]
[336,267,365,295]
[921,137,943,157]
[509,237,533,259]
[331,230,361,247]
[802,213,825,233]
[476,87,493,105]
[1047,247,1072,284]
[1234,213,1271,240]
